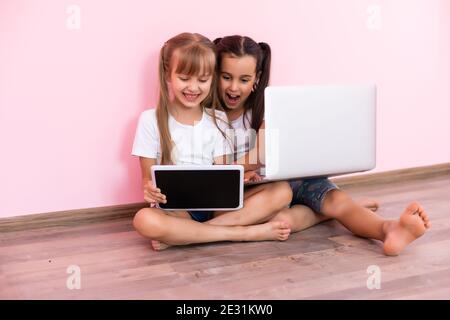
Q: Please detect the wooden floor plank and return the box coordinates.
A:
[1,173,449,299]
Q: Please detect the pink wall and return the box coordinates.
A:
[1,0,449,218]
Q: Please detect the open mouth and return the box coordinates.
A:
[183,92,200,102]
[225,93,240,106]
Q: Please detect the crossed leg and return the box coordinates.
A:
[133,207,291,251]
[135,181,294,250]
[206,181,293,226]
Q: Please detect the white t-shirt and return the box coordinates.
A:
[132,108,231,165]
[229,110,257,161]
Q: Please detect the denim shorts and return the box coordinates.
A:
[187,210,215,222]
[288,178,339,213]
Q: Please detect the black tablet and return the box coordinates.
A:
[150,165,244,211]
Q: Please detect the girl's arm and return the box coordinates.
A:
[139,156,166,204]
[139,156,156,185]
[234,120,265,171]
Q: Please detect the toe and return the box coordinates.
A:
[406,202,420,215]
[418,210,429,221]
[421,211,429,219]
[150,240,160,251]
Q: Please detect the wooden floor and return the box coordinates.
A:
[1,174,450,300]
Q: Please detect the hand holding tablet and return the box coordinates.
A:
[143,181,167,207]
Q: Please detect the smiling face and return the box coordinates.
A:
[168,49,214,109]
[219,53,258,112]
[169,69,212,109]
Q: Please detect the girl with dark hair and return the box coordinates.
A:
[213,35,430,256]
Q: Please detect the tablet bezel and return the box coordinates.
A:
[150,165,244,211]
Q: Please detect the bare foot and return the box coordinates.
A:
[245,221,291,242]
[383,202,431,256]
[150,240,171,251]
[357,198,380,212]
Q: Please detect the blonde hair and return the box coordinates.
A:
[156,32,227,164]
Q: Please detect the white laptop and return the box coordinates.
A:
[151,165,244,211]
[248,84,376,184]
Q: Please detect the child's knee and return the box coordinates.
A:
[271,209,293,226]
[321,190,353,218]
[133,208,166,239]
[270,181,293,207]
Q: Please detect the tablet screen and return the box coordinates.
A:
[154,169,241,210]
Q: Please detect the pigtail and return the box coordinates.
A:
[156,44,174,164]
[250,42,271,131]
